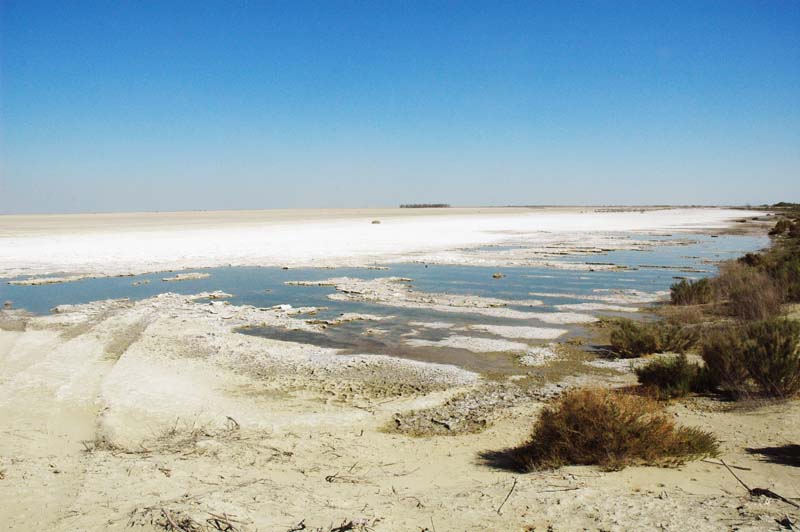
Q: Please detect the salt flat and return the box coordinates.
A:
[0,206,760,278]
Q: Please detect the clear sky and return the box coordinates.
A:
[1,1,798,214]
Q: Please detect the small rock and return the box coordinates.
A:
[2,300,11,310]
[492,272,505,279]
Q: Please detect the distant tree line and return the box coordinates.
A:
[399,203,451,208]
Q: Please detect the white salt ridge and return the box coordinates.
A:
[405,336,529,353]
[162,272,210,282]
[555,303,639,312]
[465,324,567,340]
[530,288,669,305]
[519,345,559,366]
[408,321,456,329]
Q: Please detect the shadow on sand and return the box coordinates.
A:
[746,444,800,467]
[476,448,528,473]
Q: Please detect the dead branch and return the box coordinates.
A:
[496,477,518,515]
[720,459,799,509]
[287,520,306,532]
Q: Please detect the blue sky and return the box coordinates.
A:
[1,1,798,213]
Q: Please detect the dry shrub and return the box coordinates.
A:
[670,278,714,305]
[716,262,782,321]
[510,388,718,471]
[742,318,800,398]
[635,354,700,399]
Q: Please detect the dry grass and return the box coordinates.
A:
[485,388,718,471]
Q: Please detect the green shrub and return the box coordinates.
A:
[742,319,800,398]
[635,355,700,399]
[609,319,659,358]
[670,278,714,305]
[609,319,698,358]
[698,326,749,396]
[769,252,800,302]
[508,388,718,471]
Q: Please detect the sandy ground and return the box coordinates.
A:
[0,206,763,278]
[1,293,798,531]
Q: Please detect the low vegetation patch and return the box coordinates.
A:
[697,319,800,399]
[670,278,714,306]
[698,325,750,397]
[609,319,659,357]
[499,388,718,471]
[635,354,701,399]
[608,318,697,358]
[741,318,800,398]
[648,205,800,402]
[716,262,782,321]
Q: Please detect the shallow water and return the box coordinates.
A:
[1,234,767,317]
[0,233,768,373]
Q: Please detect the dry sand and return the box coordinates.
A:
[0,294,797,531]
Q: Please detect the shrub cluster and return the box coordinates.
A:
[668,213,800,319]
[698,319,800,398]
[508,388,718,471]
[609,319,698,358]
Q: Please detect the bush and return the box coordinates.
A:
[716,262,782,321]
[509,388,718,471]
[609,319,659,358]
[769,219,792,236]
[741,319,800,398]
[698,326,749,397]
[738,253,765,268]
[657,322,700,354]
[609,319,698,358]
[670,278,714,305]
[769,252,800,302]
[635,355,700,399]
